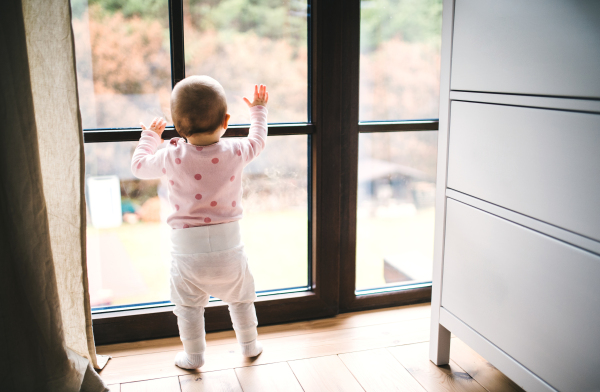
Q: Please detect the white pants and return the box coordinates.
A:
[170,221,258,354]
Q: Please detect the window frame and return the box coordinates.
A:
[85,0,436,345]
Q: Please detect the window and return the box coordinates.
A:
[359,0,443,122]
[84,138,308,308]
[355,0,442,293]
[73,0,441,344]
[356,131,437,292]
[183,0,308,124]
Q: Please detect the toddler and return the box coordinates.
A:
[131,76,268,369]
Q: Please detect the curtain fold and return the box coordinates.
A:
[0,0,108,390]
[21,0,108,371]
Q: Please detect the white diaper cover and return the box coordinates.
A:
[169,220,256,307]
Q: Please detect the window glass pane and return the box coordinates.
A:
[360,0,443,121]
[356,131,437,291]
[72,0,172,129]
[184,0,308,124]
[85,136,308,309]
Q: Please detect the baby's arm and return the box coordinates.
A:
[131,117,167,179]
[241,84,269,163]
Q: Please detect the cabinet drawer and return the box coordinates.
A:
[447,101,600,242]
[451,0,600,98]
[442,199,600,392]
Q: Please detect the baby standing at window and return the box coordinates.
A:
[131,76,268,369]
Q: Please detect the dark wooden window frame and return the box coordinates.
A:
[86,0,435,345]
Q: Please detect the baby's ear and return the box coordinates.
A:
[222,113,231,129]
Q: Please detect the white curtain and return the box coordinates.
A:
[0,0,108,390]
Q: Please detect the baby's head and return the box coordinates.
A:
[170,75,228,138]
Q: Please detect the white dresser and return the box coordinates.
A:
[429,1,600,391]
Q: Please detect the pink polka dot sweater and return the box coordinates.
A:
[131,106,268,229]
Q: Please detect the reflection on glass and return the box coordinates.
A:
[360,0,443,121]
[85,136,308,309]
[184,0,308,124]
[72,0,172,129]
[356,131,437,291]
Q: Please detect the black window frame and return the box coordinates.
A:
[84,0,437,345]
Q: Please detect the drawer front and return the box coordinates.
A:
[442,199,600,392]
[451,0,600,98]
[447,101,600,242]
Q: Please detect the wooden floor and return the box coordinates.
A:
[98,304,524,392]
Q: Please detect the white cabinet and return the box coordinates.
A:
[430,1,600,391]
[443,199,600,392]
[447,102,600,242]
[451,0,600,98]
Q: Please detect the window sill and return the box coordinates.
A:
[92,287,311,318]
[92,290,331,345]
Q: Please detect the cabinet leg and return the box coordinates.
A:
[429,323,451,365]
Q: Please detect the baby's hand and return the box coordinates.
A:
[141,117,167,140]
[243,84,269,108]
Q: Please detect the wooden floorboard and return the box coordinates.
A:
[97,303,430,358]
[99,304,522,392]
[235,362,304,392]
[289,355,365,392]
[339,348,427,392]
[449,338,525,392]
[99,317,430,384]
[120,376,181,392]
[389,342,488,392]
[179,369,242,392]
